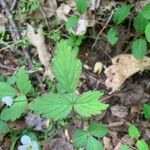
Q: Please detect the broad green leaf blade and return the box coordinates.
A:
[74,91,108,117]
[66,16,79,31]
[0,82,17,99]
[86,136,103,150]
[141,3,150,19]
[136,140,149,150]
[107,28,118,45]
[132,38,147,59]
[119,145,131,150]
[52,40,82,93]
[0,95,27,121]
[113,4,131,25]
[76,0,88,14]
[145,23,150,43]
[0,121,10,134]
[88,121,108,138]
[73,129,88,148]
[128,124,140,139]
[16,67,32,94]
[29,93,72,121]
[143,104,150,119]
[133,13,149,34]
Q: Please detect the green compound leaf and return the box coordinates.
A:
[141,3,150,20]
[133,13,149,34]
[143,104,150,119]
[16,67,32,94]
[88,121,108,138]
[0,82,17,99]
[0,95,27,121]
[145,23,150,43]
[0,121,10,134]
[86,136,103,150]
[113,4,131,25]
[29,93,73,121]
[66,16,79,32]
[73,129,88,148]
[74,91,108,117]
[132,38,147,59]
[119,145,131,150]
[107,28,118,45]
[128,124,140,139]
[136,140,149,150]
[76,0,88,14]
[52,40,82,93]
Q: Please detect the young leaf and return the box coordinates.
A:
[0,95,27,121]
[133,13,149,34]
[74,91,108,117]
[76,0,88,14]
[0,82,17,99]
[73,129,88,148]
[66,16,79,32]
[86,136,103,150]
[29,93,72,121]
[119,145,131,150]
[88,121,108,138]
[113,4,131,25]
[128,124,140,139]
[140,3,150,20]
[16,67,32,94]
[0,121,10,134]
[143,104,150,119]
[132,38,147,59]
[107,28,118,45]
[145,23,150,43]
[52,40,82,93]
[136,140,149,150]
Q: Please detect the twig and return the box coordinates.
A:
[10,0,17,12]
[91,10,114,50]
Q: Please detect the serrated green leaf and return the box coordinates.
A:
[143,104,150,119]
[0,82,17,99]
[7,75,17,85]
[113,4,131,25]
[133,13,149,34]
[128,124,140,139]
[0,121,10,134]
[74,91,108,117]
[66,16,79,31]
[16,67,32,94]
[136,140,149,150]
[145,23,150,43]
[141,3,150,20]
[76,0,88,14]
[107,28,118,45]
[132,38,147,59]
[86,136,103,150]
[88,121,108,138]
[73,129,88,148]
[0,95,27,121]
[119,145,131,150]
[29,93,72,121]
[52,40,82,93]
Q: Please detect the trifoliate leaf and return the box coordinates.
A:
[107,28,118,45]
[0,82,17,99]
[113,4,131,25]
[128,124,140,139]
[136,140,149,150]
[132,38,147,59]
[76,0,88,14]
[0,121,10,134]
[73,129,88,148]
[88,121,108,138]
[29,93,73,121]
[0,95,27,121]
[133,13,149,34]
[16,67,32,94]
[143,104,150,119]
[74,91,108,117]
[119,145,131,150]
[86,136,103,150]
[140,3,150,20]
[52,40,82,93]
[145,23,150,43]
